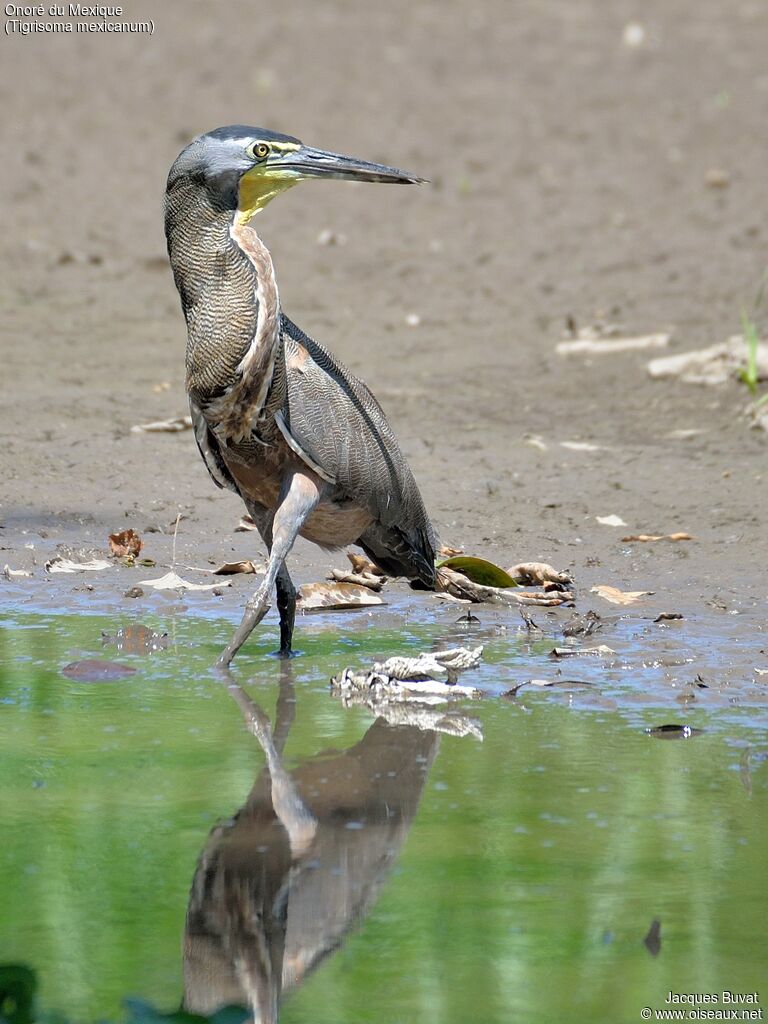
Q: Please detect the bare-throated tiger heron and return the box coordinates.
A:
[165,126,436,666]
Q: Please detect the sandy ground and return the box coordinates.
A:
[2,0,767,636]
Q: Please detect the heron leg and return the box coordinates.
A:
[275,564,297,656]
[217,470,320,667]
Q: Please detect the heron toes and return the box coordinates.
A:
[269,646,300,660]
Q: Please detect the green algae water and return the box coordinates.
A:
[1,606,767,1024]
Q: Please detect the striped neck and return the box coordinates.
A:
[206,220,282,441]
[165,179,282,439]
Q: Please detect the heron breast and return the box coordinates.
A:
[223,446,373,549]
[299,502,373,549]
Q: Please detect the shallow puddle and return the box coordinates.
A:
[1,604,767,1023]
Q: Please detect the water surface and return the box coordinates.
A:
[1,605,766,1023]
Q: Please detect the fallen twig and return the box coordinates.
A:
[437,566,572,606]
[508,562,573,587]
[328,568,386,591]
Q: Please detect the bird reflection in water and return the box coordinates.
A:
[183,664,475,1023]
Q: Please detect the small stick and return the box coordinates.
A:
[171,512,182,568]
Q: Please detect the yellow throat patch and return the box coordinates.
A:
[236,144,302,224]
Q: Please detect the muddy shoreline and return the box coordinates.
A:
[2,0,767,658]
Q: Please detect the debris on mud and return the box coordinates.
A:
[562,610,602,637]
[3,565,32,579]
[590,584,652,606]
[557,328,670,357]
[654,612,684,623]
[347,551,386,576]
[138,570,230,592]
[519,608,540,632]
[437,566,572,606]
[596,514,627,527]
[621,532,693,543]
[502,677,594,698]
[212,559,263,576]
[549,644,615,658]
[560,440,604,452]
[746,400,768,433]
[298,581,383,610]
[435,556,572,606]
[645,724,703,739]
[130,415,193,433]
[331,646,483,705]
[328,567,386,591]
[46,554,113,574]
[234,515,260,532]
[455,609,481,625]
[61,659,137,682]
[438,555,518,588]
[508,562,573,587]
[704,167,730,189]
[108,529,143,559]
[647,334,768,386]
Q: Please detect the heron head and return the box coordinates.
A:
[168,125,425,225]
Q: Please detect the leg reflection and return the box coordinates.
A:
[183,660,440,1023]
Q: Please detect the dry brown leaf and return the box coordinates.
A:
[508,562,573,587]
[590,584,652,605]
[298,581,383,610]
[130,415,192,433]
[438,544,464,557]
[212,560,262,576]
[234,515,260,532]
[621,533,693,543]
[347,552,386,576]
[108,529,143,559]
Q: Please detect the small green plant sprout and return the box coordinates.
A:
[739,271,768,408]
[739,310,760,396]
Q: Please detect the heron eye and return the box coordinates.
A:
[252,142,270,160]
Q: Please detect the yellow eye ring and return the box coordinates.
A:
[251,142,270,160]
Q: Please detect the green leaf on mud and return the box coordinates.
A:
[436,556,518,588]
